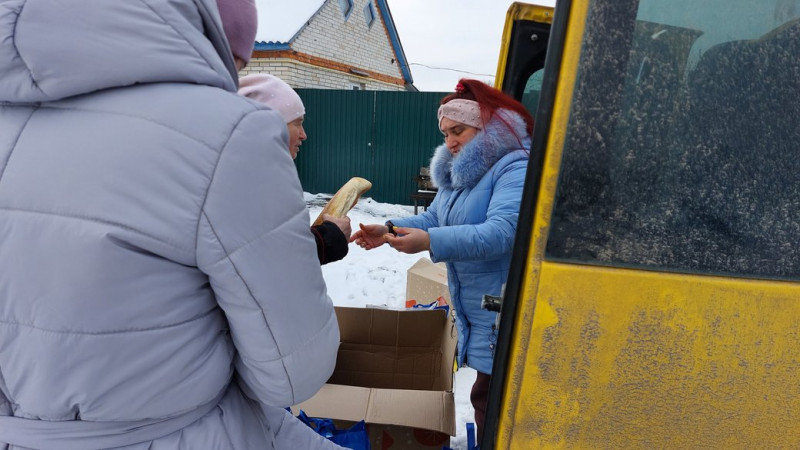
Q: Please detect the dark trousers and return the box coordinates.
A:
[470,371,491,444]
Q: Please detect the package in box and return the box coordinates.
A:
[406,257,451,308]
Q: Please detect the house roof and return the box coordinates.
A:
[252,0,412,84]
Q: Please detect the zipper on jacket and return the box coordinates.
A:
[489,323,498,358]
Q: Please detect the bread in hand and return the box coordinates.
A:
[312,177,372,226]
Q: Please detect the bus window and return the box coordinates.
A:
[545,0,800,280]
[521,69,544,119]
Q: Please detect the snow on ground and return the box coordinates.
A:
[305,192,476,450]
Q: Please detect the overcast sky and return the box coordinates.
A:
[254,0,557,92]
[387,0,556,91]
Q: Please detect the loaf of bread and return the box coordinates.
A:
[312,177,372,226]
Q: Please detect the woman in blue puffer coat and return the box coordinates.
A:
[351,78,533,443]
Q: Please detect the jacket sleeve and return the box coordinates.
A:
[389,192,442,230]
[196,109,339,407]
[311,221,349,264]
[427,159,527,262]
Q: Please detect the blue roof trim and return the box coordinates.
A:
[253,41,291,51]
[375,0,413,84]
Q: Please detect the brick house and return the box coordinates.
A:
[240,0,415,91]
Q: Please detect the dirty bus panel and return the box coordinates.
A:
[490,0,800,448]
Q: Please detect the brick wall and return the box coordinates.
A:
[240,58,403,90]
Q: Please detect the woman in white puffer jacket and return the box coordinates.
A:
[0,0,340,448]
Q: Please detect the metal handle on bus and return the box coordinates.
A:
[481,294,503,312]
[482,283,506,312]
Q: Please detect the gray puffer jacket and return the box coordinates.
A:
[0,0,339,448]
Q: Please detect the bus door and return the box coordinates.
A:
[487,0,800,447]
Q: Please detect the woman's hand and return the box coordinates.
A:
[350,223,390,250]
[385,226,430,254]
[322,213,351,240]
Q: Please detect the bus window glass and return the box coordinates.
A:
[522,69,544,119]
[545,0,800,280]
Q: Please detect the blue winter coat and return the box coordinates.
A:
[391,110,530,375]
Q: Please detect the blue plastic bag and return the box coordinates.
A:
[443,422,478,450]
[410,299,450,314]
[297,410,371,450]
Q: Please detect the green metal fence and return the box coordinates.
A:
[294,89,448,205]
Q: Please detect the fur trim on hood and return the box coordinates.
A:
[430,109,531,190]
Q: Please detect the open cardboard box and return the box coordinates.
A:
[292,304,457,449]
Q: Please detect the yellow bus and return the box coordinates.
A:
[487,0,800,447]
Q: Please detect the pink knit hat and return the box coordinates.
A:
[216,0,258,64]
[238,74,306,123]
[438,99,483,130]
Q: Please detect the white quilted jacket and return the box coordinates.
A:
[0,0,339,448]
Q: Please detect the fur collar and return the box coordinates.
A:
[430,109,531,190]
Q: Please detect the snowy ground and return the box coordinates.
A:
[305,192,476,450]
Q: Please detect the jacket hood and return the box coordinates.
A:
[0,0,239,103]
[430,109,531,190]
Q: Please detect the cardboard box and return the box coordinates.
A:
[405,257,451,308]
[293,306,457,449]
